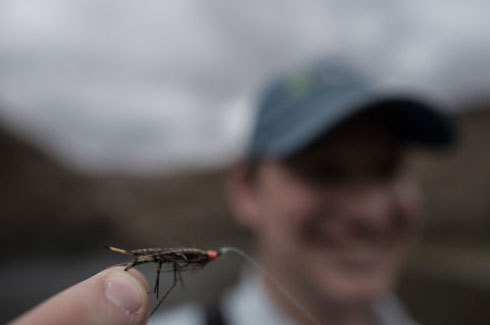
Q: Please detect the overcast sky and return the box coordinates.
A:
[0,0,489,173]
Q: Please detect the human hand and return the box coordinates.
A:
[9,267,149,325]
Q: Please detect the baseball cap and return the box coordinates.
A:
[247,59,456,158]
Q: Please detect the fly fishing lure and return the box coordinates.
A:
[106,245,320,324]
[105,246,221,315]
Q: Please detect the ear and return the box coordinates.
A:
[225,163,262,230]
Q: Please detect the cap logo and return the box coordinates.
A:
[287,72,312,99]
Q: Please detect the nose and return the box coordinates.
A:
[350,182,393,235]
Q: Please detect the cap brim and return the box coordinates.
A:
[360,97,457,147]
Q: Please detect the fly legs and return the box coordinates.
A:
[150,262,181,316]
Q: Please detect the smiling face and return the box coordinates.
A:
[228,113,420,308]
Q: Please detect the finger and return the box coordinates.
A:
[10,267,149,325]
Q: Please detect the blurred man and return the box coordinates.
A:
[152,59,455,325]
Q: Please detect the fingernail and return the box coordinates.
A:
[104,272,144,313]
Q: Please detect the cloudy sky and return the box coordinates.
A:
[0,0,489,173]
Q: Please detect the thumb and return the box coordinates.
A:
[10,267,150,325]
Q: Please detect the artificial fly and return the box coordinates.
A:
[106,245,320,324]
[105,246,221,315]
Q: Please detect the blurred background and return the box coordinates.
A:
[1,1,490,324]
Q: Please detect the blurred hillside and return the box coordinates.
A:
[0,123,116,254]
[0,121,246,257]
